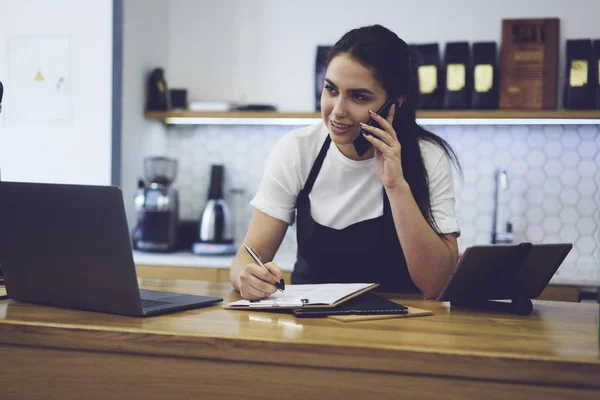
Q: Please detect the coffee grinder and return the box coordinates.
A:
[133,156,179,252]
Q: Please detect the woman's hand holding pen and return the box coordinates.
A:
[360,103,408,192]
[238,261,284,300]
[238,244,285,300]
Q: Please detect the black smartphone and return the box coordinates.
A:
[352,99,395,157]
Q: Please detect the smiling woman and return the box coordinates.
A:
[321,55,390,155]
[229,25,463,300]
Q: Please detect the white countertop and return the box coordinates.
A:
[133,250,297,271]
[549,275,599,288]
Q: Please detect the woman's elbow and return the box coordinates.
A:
[421,286,442,300]
[419,272,451,299]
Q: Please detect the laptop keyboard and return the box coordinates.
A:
[141,299,172,308]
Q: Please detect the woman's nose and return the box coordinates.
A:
[331,98,349,117]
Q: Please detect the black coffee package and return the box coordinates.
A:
[594,40,600,109]
[315,46,332,111]
[443,42,471,109]
[413,43,444,109]
[471,42,499,109]
[564,39,596,109]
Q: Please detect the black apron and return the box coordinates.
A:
[291,135,420,293]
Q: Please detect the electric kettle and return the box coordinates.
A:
[192,165,237,255]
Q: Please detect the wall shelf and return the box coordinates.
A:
[145,110,600,126]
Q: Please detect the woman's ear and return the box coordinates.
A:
[396,95,408,108]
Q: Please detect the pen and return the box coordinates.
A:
[243,244,285,292]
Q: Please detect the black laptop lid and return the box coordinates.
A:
[0,181,142,315]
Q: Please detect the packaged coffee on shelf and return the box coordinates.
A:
[315,46,332,111]
[563,39,595,109]
[594,40,600,109]
[499,18,560,109]
[414,43,444,109]
[443,42,471,109]
[471,42,499,109]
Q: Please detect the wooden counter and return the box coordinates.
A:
[0,279,598,399]
[133,264,584,302]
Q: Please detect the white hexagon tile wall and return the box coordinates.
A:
[166,123,600,286]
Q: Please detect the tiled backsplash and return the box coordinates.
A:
[166,123,600,286]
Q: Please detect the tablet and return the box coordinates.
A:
[515,243,574,298]
[437,243,572,302]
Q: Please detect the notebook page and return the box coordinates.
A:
[299,283,373,305]
[227,285,317,307]
[227,283,373,307]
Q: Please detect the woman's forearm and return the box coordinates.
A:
[386,181,457,298]
[229,209,290,293]
[230,250,254,291]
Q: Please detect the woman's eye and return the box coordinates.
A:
[324,84,337,94]
[352,94,369,102]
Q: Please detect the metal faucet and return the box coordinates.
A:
[491,167,509,244]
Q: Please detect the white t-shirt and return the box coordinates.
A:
[251,121,460,234]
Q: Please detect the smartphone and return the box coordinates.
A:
[352,99,396,157]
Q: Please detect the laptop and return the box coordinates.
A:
[0,181,223,317]
[438,242,573,302]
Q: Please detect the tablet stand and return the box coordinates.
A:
[450,297,533,316]
[450,242,535,316]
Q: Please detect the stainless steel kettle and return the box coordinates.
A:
[192,165,236,255]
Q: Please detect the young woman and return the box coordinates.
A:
[230,24,461,300]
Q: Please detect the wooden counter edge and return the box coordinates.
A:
[0,320,598,390]
[132,265,590,302]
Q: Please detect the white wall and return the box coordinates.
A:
[121,0,170,229]
[0,0,113,184]
[160,0,599,284]
[166,0,600,111]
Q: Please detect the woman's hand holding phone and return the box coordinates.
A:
[352,99,395,157]
[360,102,408,191]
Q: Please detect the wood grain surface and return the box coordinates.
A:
[0,279,598,399]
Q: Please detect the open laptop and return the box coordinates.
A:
[0,181,222,317]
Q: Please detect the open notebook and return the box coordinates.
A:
[225,283,379,309]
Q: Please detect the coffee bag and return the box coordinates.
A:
[563,39,595,109]
[471,42,499,109]
[413,43,444,109]
[443,42,471,109]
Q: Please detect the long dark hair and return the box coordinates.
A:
[327,24,461,236]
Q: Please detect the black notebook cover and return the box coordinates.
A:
[292,292,408,318]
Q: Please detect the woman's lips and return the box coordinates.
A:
[329,119,355,135]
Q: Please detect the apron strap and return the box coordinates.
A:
[303,135,331,195]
